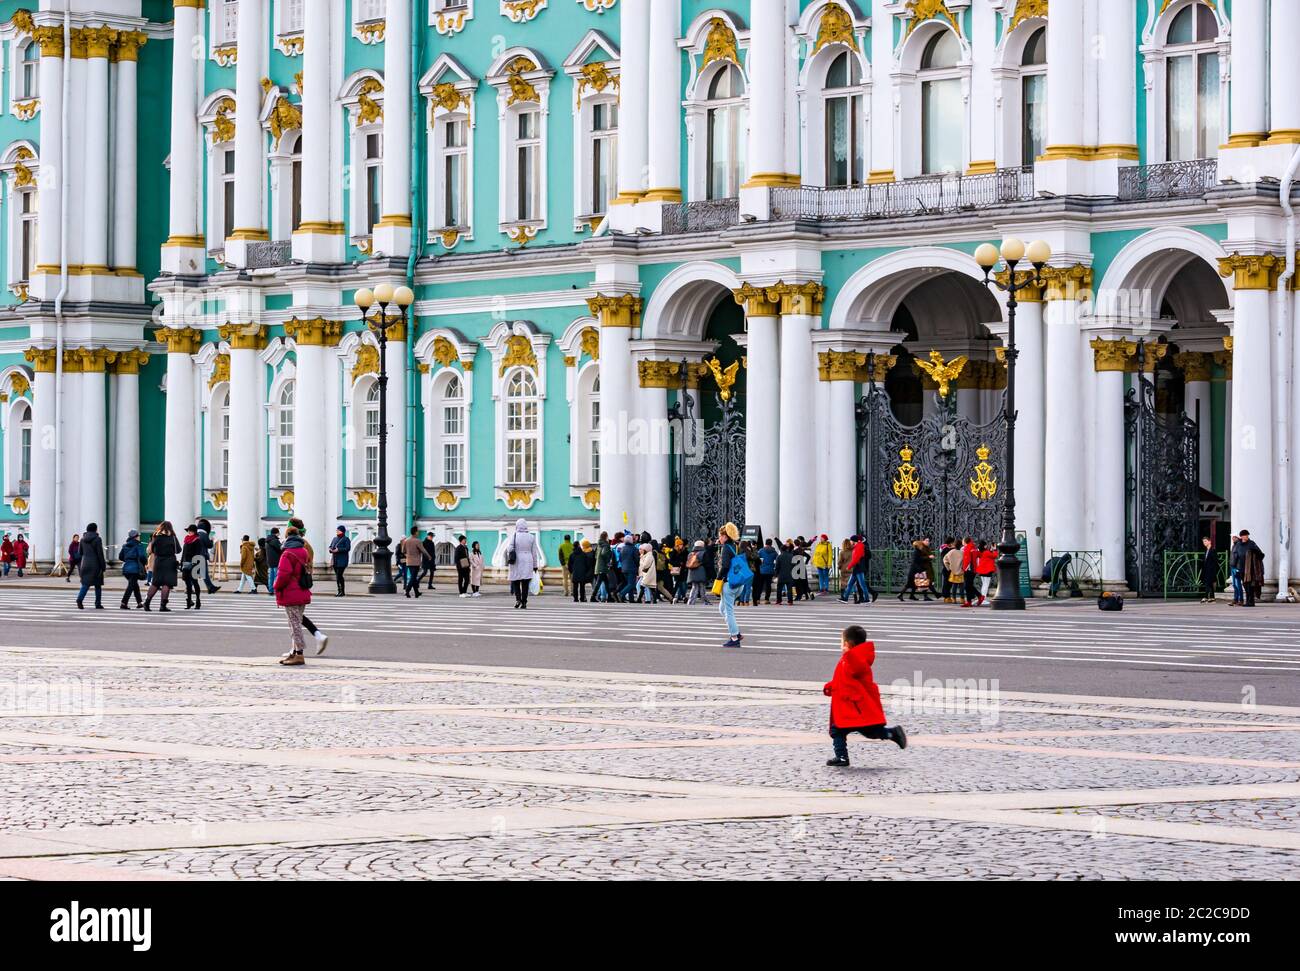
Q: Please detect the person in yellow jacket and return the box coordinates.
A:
[235,535,257,593]
[812,534,834,594]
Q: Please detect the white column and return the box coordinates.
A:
[1098,0,1136,156]
[79,358,109,535]
[826,376,858,545]
[1091,352,1128,587]
[293,0,341,263]
[868,2,894,183]
[1292,286,1300,577]
[384,325,409,540]
[1042,282,1087,554]
[226,337,264,561]
[778,301,817,539]
[33,33,64,295]
[967,0,996,171]
[27,362,57,566]
[65,51,87,274]
[293,341,328,566]
[374,0,412,258]
[163,3,204,272]
[1230,289,1276,580]
[592,298,636,534]
[111,34,142,273]
[1014,299,1046,574]
[614,0,649,204]
[1035,0,1087,194]
[1182,361,1213,490]
[228,0,267,263]
[639,383,670,537]
[1271,0,1300,141]
[1227,0,1268,147]
[163,333,200,530]
[741,292,780,536]
[110,354,143,551]
[83,32,112,274]
[744,0,788,187]
[644,0,682,202]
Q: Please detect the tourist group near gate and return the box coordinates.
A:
[0,0,1294,922]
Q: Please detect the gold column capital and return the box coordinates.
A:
[732,283,781,317]
[24,347,57,373]
[638,360,686,389]
[857,353,898,384]
[1213,349,1233,381]
[1041,265,1095,301]
[993,268,1046,302]
[1136,342,1170,373]
[1090,338,1137,373]
[32,25,65,58]
[1174,351,1212,382]
[586,293,643,329]
[84,25,118,59]
[1218,252,1283,291]
[218,323,269,351]
[112,30,148,62]
[66,348,117,373]
[155,327,204,354]
[112,349,151,375]
[285,317,344,347]
[767,281,827,317]
[818,350,867,382]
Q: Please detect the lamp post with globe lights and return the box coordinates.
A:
[353,283,415,595]
[975,237,1051,611]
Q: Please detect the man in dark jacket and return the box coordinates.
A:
[454,535,472,597]
[328,526,352,597]
[197,518,221,594]
[421,532,439,590]
[569,540,594,602]
[618,534,639,602]
[1236,530,1266,607]
[266,528,283,596]
[75,523,107,609]
[119,529,147,609]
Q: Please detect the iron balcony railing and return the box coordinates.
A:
[1117,158,1219,202]
[770,167,1036,222]
[245,238,294,269]
[661,197,740,235]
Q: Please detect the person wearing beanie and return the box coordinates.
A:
[118,529,147,609]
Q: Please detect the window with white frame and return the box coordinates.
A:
[823,51,865,187]
[6,399,32,496]
[580,370,600,485]
[439,374,467,487]
[214,0,239,46]
[433,0,469,13]
[362,382,380,488]
[362,131,383,235]
[278,0,304,34]
[920,30,963,175]
[705,64,747,199]
[355,0,386,25]
[582,100,618,217]
[211,144,236,248]
[16,41,38,100]
[218,388,231,488]
[510,109,542,222]
[276,382,295,488]
[503,369,539,485]
[1165,2,1220,161]
[269,131,303,241]
[436,115,469,230]
[17,186,37,283]
[1019,27,1047,167]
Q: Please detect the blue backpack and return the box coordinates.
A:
[726,548,753,588]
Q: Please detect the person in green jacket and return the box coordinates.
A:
[558,534,574,597]
[592,533,612,603]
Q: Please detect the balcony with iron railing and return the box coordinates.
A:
[660,198,741,235]
[244,238,295,269]
[1117,157,1219,202]
[770,166,1037,222]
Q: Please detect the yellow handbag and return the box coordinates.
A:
[711,579,724,596]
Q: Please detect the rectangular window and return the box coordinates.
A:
[443,442,464,487]
[1167,55,1195,162]
[590,102,618,215]
[356,0,386,23]
[364,444,379,488]
[921,78,963,175]
[506,439,536,485]
[281,0,304,33]
[1021,74,1046,167]
[443,404,463,436]
[218,0,239,45]
[19,191,37,282]
[442,119,468,228]
[291,158,302,231]
[365,132,383,233]
[221,149,236,241]
[1196,52,1220,160]
[278,443,294,488]
[20,427,31,487]
[516,110,540,221]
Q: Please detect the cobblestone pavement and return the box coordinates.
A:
[0,644,1297,881]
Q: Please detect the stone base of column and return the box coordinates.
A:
[1219,141,1300,183]
[27,269,144,304]
[1034,153,1134,197]
[606,197,645,235]
[372,218,412,259]
[739,185,772,221]
[291,224,345,265]
[223,231,270,270]
[161,236,209,276]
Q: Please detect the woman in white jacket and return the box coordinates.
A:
[505,520,541,609]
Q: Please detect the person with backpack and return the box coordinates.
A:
[685,540,709,605]
[74,524,106,609]
[118,529,147,609]
[275,525,322,666]
[839,536,875,604]
[756,538,778,605]
[717,522,748,648]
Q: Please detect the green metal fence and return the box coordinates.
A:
[1163,551,1228,600]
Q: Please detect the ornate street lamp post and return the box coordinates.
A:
[975,237,1051,611]
[353,282,415,595]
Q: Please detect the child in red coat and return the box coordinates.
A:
[823,625,907,767]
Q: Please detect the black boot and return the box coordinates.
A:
[891,726,908,750]
[826,756,850,767]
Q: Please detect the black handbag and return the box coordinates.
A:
[507,536,517,566]
[1098,594,1122,612]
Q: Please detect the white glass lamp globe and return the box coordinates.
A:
[1026,240,1052,265]
[1000,238,1026,263]
[974,243,1000,270]
[373,283,396,305]
[394,286,415,307]
[354,288,375,310]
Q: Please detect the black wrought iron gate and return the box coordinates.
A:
[672,394,746,543]
[856,384,1007,550]
[1125,344,1199,595]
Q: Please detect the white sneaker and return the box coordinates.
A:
[459,593,470,598]
[314,631,329,655]
[472,592,481,598]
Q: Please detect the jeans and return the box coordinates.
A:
[592,574,610,602]
[719,582,739,637]
[830,723,890,760]
[841,573,872,602]
[268,567,278,594]
[236,573,254,593]
[1231,568,1243,604]
[76,581,102,607]
[776,580,794,604]
[817,567,830,592]
[620,573,638,602]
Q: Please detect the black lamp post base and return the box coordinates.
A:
[369,544,398,595]
[991,532,1026,611]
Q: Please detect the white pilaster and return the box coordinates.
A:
[639,384,670,538]
[65,53,87,274]
[384,328,409,538]
[163,336,200,530]
[1012,298,1046,574]
[740,0,791,219]
[826,378,858,545]
[112,36,141,275]
[1042,284,1087,554]
[32,33,64,298]
[744,308,780,536]
[83,37,111,275]
[227,0,268,267]
[292,0,343,264]
[110,361,141,551]
[597,320,633,534]
[779,312,817,538]
[27,366,56,565]
[608,0,649,233]
[163,3,205,273]
[293,342,328,566]
[1230,289,1276,580]
[373,0,412,258]
[1035,0,1088,196]
[226,340,264,561]
[967,0,996,172]
[78,364,107,535]
[1271,0,1300,142]
[1185,378,1213,491]
[643,0,682,203]
[867,0,894,184]
[1218,0,1270,181]
[1092,363,1127,588]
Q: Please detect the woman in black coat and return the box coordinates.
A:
[569,540,595,602]
[1199,537,1219,603]
[144,521,182,612]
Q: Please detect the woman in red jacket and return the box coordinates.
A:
[823,625,908,767]
[273,527,316,667]
[974,540,998,606]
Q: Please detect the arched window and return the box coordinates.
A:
[215,387,231,489]
[439,374,467,487]
[8,399,32,496]
[276,382,295,488]
[1020,27,1047,166]
[824,52,865,187]
[586,373,601,484]
[17,42,38,100]
[362,382,380,488]
[705,64,747,199]
[1165,2,1219,161]
[504,369,539,486]
[920,30,963,175]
